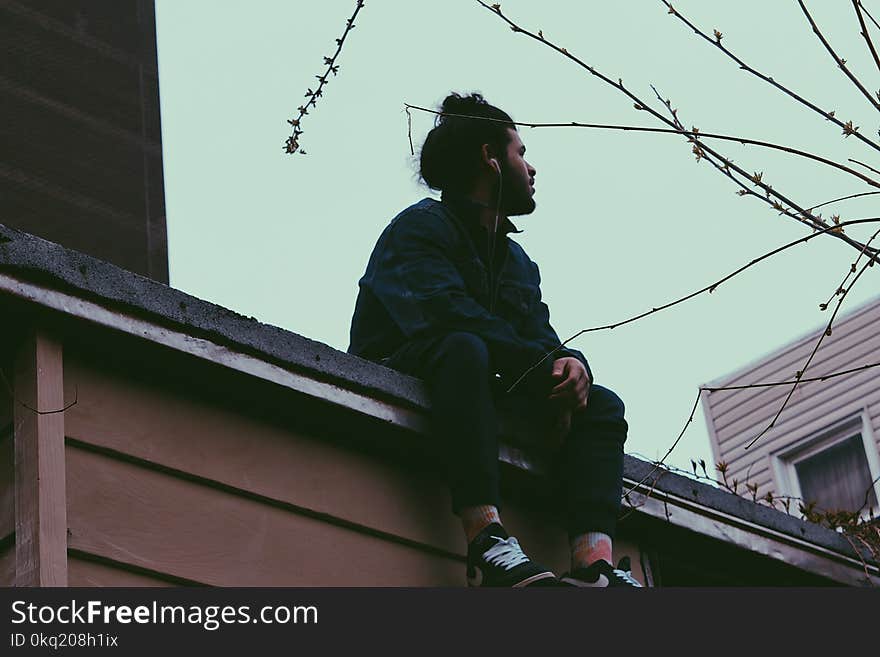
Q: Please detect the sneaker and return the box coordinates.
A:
[559,556,643,587]
[466,523,557,587]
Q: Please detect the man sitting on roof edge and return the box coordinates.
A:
[348,91,640,588]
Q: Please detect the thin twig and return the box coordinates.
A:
[505,217,880,394]
[841,531,874,583]
[649,84,747,188]
[703,360,880,392]
[818,221,880,311]
[283,0,365,155]
[404,103,880,188]
[860,0,880,32]
[744,226,880,449]
[661,1,880,153]
[405,106,414,156]
[853,0,880,75]
[797,0,880,113]
[806,190,880,212]
[618,468,668,523]
[621,390,701,499]
[850,158,880,176]
[860,473,880,513]
[0,366,78,415]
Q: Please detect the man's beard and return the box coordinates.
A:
[503,191,536,216]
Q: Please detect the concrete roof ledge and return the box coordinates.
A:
[0,222,876,582]
[0,222,428,407]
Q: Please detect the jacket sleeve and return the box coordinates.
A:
[365,209,553,381]
[519,259,594,382]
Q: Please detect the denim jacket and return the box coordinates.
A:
[347,197,592,386]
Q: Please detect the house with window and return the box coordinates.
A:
[702,295,880,522]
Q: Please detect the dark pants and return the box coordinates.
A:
[384,331,628,539]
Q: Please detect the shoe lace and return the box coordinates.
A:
[482,536,530,570]
[611,566,642,587]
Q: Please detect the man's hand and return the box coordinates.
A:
[548,357,590,412]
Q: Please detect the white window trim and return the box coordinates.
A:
[769,408,880,521]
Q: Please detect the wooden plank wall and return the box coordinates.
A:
[0,543,13,586]
[1,340,14,585]
[67,557,168,587]
[13,332,68,586]
[63,350,644,586]
[1,409,13,547]
[0,430,12,585]
[704,297,880,501]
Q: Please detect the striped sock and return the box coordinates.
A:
[570,532,613,571]
[460,505,501,544]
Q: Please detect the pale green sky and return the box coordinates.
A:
[155,0,879,477]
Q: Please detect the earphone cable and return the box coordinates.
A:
[488,170,502,313]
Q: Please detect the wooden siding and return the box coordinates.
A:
[0,436,13,544]
[66,444,463,586]
[704,296,880,503]
[14,331,68,586]
[67,556,170,587]
[1,342,13,570]
[63,351,463,556]
[0,542,14,586]
[62,350,646,586]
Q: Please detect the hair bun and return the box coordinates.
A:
[440,92,487,119]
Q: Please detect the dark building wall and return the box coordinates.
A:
[1,0,168,282]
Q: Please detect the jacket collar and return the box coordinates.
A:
[439,194,522,236]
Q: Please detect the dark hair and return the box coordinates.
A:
[419,92,514,194]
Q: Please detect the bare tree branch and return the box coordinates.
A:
[661,1,880,153]
[703,360,880,392]
[853,0,880,75]
[625,354,880,501]
[504,217,880,394]
[0,366,78,415]
[649,83,754,187]
[850,157,880,176]
[797,0,880,113]
[744,223,880,449]
[404,103,880,188]
[283,0,365,155]
[818,218,879,311]
[475,1,879,258]
[859,0,880,32]
[623,390,701,498]
[806,190,880,212]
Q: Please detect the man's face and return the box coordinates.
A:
[499,128,536,216]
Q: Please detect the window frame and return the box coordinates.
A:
[770,409,880,521]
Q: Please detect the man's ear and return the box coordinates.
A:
[481,143,501,175]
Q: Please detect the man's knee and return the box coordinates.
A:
[588,385,626,419]
[570,384,628,445]
[436,331,490,368]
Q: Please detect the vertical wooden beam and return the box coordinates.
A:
[14,331,67,586]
